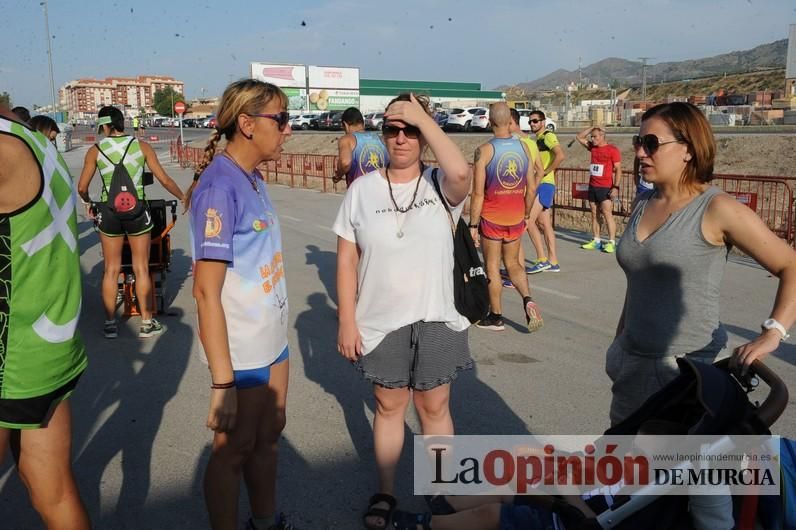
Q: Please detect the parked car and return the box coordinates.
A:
[517,109,557,132]
[470,109,490,131]
[433,111,449,128]
[316,112,333,130]
[329,111,344,131]
[182,118,196,127]
[364,112,385,130]
[291,113,318,130]
[444,107,486,132]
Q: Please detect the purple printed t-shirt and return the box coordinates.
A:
[190,155,288,369]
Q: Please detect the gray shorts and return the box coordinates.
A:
[605,339,719,426]
[357,321,473,391]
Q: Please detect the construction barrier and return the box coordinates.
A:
[171,145,796,246]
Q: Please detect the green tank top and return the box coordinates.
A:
[0,118,87,413]
[96,135,146,201]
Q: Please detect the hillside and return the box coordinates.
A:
[502,39,787,91]
[570,68,786,104]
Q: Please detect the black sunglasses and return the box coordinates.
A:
[382,123,421,140]
[248,111,291,130]
[632,134,682,155]
[529,118,543,124]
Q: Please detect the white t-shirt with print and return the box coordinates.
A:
[332,167,471,355]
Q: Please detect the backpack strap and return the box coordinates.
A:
[96,137,136,200]
[430,168,455,235]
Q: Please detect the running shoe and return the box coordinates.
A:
[476,313,505,331]
[103,320,118,339]
[545,263,561,273]
[502,279,515,289]
[581,239,602,250]
[139,318,164,338]
[524,299,544,333]
[499,268,509,279]
[526,260,551,274]
[602,241,616,253]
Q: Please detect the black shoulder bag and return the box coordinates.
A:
[431,168,490,324]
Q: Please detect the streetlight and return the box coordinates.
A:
[40,1,57,118]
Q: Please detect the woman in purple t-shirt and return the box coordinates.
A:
[185,79,294,530]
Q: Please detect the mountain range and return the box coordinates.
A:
[501,39,787,92]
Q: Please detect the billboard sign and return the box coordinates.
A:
[250,63,307,89]
[308,89,360,111]
[283,88,308,111]
[308,65,360,90]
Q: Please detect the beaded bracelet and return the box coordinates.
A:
[210,381,235,390]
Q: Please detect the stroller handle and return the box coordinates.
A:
[714,358,789,428]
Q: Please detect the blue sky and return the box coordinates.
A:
[1,0,793,108]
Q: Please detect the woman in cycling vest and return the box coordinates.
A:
[77,105,184,339]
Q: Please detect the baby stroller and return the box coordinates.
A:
[117,199,178,316]
[91,198,178,316]
[535,358,790,530]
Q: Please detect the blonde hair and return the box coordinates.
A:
[184,79,287,208]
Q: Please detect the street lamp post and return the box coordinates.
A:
[40,1,58,119]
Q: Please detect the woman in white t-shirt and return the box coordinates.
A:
[333,93,473,530]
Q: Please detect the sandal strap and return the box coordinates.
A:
[391,510,432,530]
[368,493,397,509]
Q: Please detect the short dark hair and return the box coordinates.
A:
[12,106,31,123]
[530,109,546,121]
[509,108,520,125]
[29,115,60,136]
[341,107,364,126]
[97,105,125,132]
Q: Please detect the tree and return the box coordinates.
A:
[153,86,186,116]
[0,91,11,108]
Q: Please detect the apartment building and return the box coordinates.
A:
[60,75,184,119]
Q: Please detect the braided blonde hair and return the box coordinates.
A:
[184,79,287,209]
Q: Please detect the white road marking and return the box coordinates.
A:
[529,285,580,300]
[281,214,302,222]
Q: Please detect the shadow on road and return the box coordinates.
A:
[292,290,531,526]
[0,239,195,529]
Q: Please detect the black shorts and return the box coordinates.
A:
[588,185,612,204]
[356,321,473,390]
[96,201,153,237]
[0,372,82,428]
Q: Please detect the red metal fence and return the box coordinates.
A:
[171,143,796,246]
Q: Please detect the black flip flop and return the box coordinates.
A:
[363,493,397,530]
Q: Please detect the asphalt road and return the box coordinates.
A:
[1,143,794,529]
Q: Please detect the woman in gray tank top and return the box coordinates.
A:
[608,102,796,427]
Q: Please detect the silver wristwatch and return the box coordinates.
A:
[762,318,790,341]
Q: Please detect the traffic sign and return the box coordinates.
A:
[174,101,186,115]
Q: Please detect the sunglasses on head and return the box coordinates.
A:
[529,118,543,124]
[382,123,421,140]
[247,111,290,130]
[632,134,682,155]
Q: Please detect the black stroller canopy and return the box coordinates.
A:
[606,357,769,437]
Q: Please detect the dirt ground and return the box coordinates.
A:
[190,131,796,234]
[280,132,796,178]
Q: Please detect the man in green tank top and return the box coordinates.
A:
[0,107,90,528]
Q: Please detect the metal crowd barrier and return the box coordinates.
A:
[171,144,796,247]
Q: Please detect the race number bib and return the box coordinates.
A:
[590,163,605,177]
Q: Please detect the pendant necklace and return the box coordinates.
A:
[223,152,269,214]
[385,164,424,239]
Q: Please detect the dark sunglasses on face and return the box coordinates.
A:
[382,123,421,140]
[632,134,682,155]
[529,118,543,124]
[247,111,291,130]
